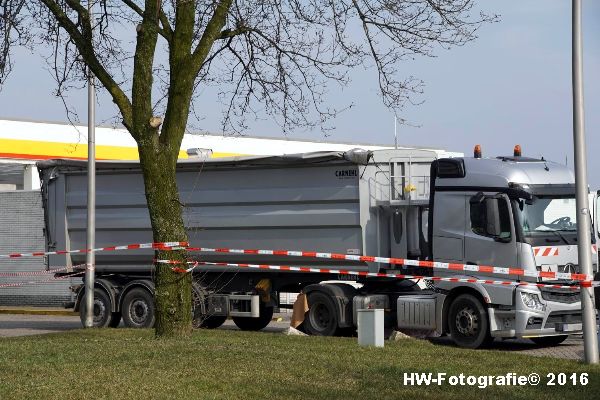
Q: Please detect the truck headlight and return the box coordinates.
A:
[520,292,545,312]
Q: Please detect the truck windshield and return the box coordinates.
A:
[520,196,577,235]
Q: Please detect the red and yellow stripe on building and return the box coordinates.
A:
[0,136,174,161]
[0,119,391,164]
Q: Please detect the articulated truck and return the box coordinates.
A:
[37,146,597,348]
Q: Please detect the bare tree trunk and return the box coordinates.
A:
[138,138,191,337]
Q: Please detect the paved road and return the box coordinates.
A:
[0,313,290,338]
[0,314,81,337]
[0,313,586,359]
[429,335,585,360]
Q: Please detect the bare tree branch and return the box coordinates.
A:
[0,0,27,86]
[3,0,496,134]
[130,0,161,141]
[190,0,232,74]
[39,0,134,131]
[122,0,173,43]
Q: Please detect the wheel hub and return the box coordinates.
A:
[311,303,331,331]
[455,307,478,336]
[93,299,107,324]
[129,300,149,324]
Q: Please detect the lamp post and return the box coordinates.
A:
[83,0,96,328]
[571,0,598,364]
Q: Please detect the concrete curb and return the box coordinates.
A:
[0,307,77,316]
[0,309,291,319]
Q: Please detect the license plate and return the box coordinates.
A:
[557,323,582,332]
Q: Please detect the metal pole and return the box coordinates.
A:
[572,0,598,364]
[84,0,96,328]
[394,116,398,149]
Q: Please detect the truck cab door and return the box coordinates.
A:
[432,191,466,263]
[464,193,519,273]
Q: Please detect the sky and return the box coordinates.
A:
[1,0,599,185]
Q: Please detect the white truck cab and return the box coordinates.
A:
[407,146,593,347]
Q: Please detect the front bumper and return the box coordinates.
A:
[489,288,587,338]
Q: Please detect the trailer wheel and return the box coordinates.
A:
[121,288,155,328]
[79,288,112,328]
[448,294,492,349]
[530,335,568,347]
[232,303,274,331]
[304,291,339,336]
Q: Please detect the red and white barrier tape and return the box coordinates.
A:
[157,260,595,290]
[0,271,85,288]
[0,240,594,287]
[0,242,188,260]
[185,246,593,282]
[0,264,85,277]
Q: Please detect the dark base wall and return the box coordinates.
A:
[0,295,71,308]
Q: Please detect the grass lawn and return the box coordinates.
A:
[0,329,598,400]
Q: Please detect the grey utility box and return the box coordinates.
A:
[357,309,384,347]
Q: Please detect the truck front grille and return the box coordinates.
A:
[540,288,580,304]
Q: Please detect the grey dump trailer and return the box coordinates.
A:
[38,147,592,348]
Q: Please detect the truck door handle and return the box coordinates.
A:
[393,210,402,244]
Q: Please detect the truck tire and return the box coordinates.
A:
[448,294,492,349]
[304,291,339,336]
[198,315,228,329]
[79,288,112,328]
[530,335,568,347]
[121,288,155,328]
[232,303,274,331]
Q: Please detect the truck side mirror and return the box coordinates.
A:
[469,192,485,205]
[485,198,502,237]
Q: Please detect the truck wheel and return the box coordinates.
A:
[448,294,492,349]
[232,303,274,331]
[121,288,155,328]
[304,291,339,336]
[530,335,568,347]
[199,315,228,329]
[79,288,112,328]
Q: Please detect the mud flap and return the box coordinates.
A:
[291,292,309,328]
